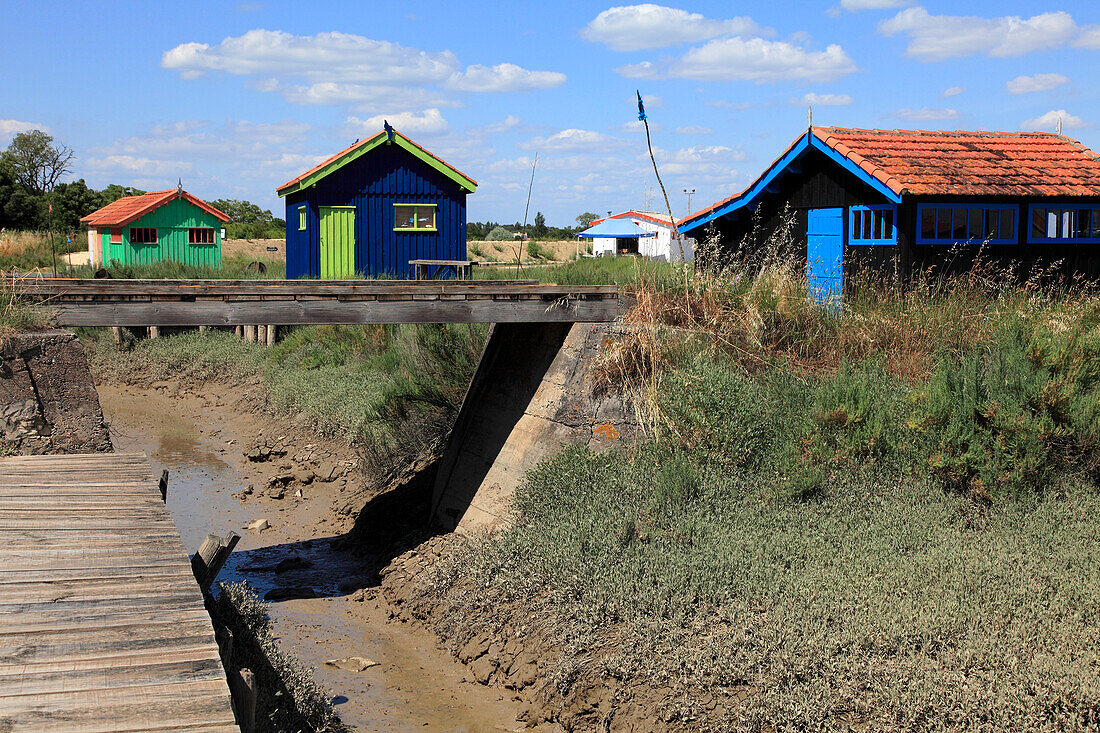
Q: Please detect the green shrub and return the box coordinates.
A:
[485,226,512,241]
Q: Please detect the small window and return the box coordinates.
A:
[130,227,157,244]
[393,204,437,232]
[916,204,1017,245]
[298,207,306,231]
[849,205,896,245]
[188,228,215,244]
[110,228,122,244]
[1027,203,1100,243]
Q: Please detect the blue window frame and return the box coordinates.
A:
[1027,204,1100,243]
[916,204,1017,245]
[849,205,896,245]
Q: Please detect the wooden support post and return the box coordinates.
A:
[158,469,169,503]
[216,626,233,668]
[191,531,241,592]
[198,325,208,333]
[257,325,267,344]
[244,325,256,343]
[235,325,243,339]
[112,327,122,347]
[266,324,276,346]
[230,668,257,733]
[149,326,159,339]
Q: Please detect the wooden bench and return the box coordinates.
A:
[410,259,473,280]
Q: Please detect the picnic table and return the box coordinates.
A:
[410,259,474,280]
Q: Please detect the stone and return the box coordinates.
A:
[246,518,269,532]
[316,462,338,482]
[268,487,285,500]
[294,469,315,485]
[324,656,379,673]
[274,556,313,573]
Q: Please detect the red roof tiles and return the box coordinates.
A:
[81,189,229,228]
[811,127,1100,197]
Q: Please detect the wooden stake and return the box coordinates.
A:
[244,325,256,343]
[230,668,257,733]
[149,326,159,339]
[266,324,276,346]
[112,327,122,347]
[235,325,242,339]
[191,531,240,592]
[158,469,169,503]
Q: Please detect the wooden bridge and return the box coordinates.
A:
[14,278,620,327]
[0,453,238,732]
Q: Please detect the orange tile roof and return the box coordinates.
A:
[811,127,1100,197]
[81,189,229,228]
[590,210,676,227]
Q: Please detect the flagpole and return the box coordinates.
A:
[48,195,57,274]
[638,91,685,264]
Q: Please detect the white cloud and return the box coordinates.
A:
[801,92,854,106]
[0,119,47,142]
[581,4,762,51]
[627,93,665,109]
[1021,109,1090,131]
[622,37,856,83]
[1075,25,1100,48]
[879,8,1079,61]
[614,120,663,134]
[676,125,712,134]
[351,109,449,136]
[518,128,621,152]
[942,86,964,98]
[162,29,565,111]
[83,155,193,176]
[891,107,959,121]
[446,63,565,92]
[840,0,909,9]
[1007,73,1069,94]
[482,115,522,134]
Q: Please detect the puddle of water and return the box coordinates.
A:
[97,384,529,732]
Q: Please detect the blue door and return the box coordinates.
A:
[807,208,843,301]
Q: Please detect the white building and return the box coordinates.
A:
[588,211,694,262]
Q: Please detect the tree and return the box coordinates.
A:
[208,198,281,238]
[51,179,103,232]
[534,211,547,236]
[1,130,75,196]
[99,184,145,204]
[576,212,599,228]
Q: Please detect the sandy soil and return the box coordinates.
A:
[224,238,285,261]
[97,383,536,732]
[468,240,586,264]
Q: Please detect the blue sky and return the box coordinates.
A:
[3,1,1099,226]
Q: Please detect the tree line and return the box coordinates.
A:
[0,130,284,238]
[467,211,601,241]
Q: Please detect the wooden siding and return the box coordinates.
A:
[101,199,222,268]
[285,141,467,279]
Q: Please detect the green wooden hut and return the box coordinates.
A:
[81,187,229,267]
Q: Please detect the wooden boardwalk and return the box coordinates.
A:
[13,277,620,327]
[0,453,238,732]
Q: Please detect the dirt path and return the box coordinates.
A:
[97,383,532,732]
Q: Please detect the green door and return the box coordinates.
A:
[319,206,356,278]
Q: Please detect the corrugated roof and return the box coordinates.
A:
[276,129,477,195]
[810,127,1100,197]
[81,189,229,227]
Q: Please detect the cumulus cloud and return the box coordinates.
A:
[350,109,449,135]
[82,155,193,176]
[518,128,622,152]
[1007,73,1069,94]
[879,8,1080,61]
[676,125,712,135]
[1021,109,1090,131]
[891,107,960,121]
[446,63,565,92]
[0,119,48,139]
[482,115,522,134]
[801,92,854,106]
[620,37,856,83]
[942,86,964,97]
[581,4,762,51]
[162,29,565,109]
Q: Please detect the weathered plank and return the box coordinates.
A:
[0,453,236,732]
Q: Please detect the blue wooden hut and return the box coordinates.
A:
[277,126,477,279]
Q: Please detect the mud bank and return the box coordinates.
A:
[98,383,535,732]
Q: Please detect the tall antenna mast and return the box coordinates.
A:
[522,152,538,230]
[638,90,684,262]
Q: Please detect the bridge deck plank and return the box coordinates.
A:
[0,453,237,732]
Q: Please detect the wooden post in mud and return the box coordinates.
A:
[191,531,240,592]
[158,469,169,502]
[230,668,257,733]
[257,325,267,344]
[198,325,208,333]
[112,327,122,346]
[244,325,256,343]
[235,325,243,339]
[148,326,159,339]
[266,324,276,346]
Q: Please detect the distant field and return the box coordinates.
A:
[223,238,285,261]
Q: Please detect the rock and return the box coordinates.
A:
[268,487,285,500]
[246,518,269,532]
[316,462,338,482]
[275,556,313,573]
[243,484,254,495]
[324,656,379,673]
[295,488,303,499]
[246,448,263,462]
[470,655,497,685]
[294,469,315,485]
[264,586,319,601]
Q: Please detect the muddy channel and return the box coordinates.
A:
[97,383,530,732]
